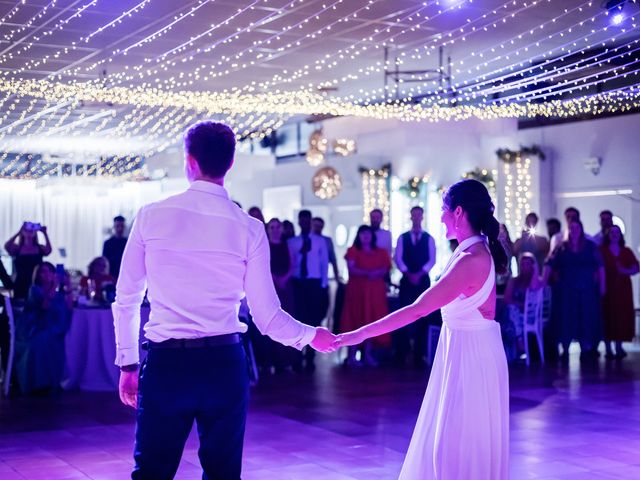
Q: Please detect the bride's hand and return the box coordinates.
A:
[333,330,366,348]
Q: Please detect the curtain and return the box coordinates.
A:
[0,178,186,273]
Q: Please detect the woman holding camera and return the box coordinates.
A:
[4,222,52,300]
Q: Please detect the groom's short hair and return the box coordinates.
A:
[184,121,236,178]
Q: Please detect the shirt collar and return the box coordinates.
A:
[188,180,229,199]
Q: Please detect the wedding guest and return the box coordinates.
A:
[289,210,329,371]
[4,222,52,300]
[248,206,265,224]
[0,257,13,378]
[80,257,116,302]
[15,262,72,395]
[393,206,436,366]
[341,225,391,366]
[550,207,591,253]
[282,220,295,242]
[369,208,392,255]
[600,225,639,359]
[546,218,562,255]
[102,216,128,279]
[496,223,514,295]
[513,212,550,267]
[502,253,543,354]
[312,216,341,281]
[593,210,614,246]
[266,218,297,371]
[544,220,605,360]
[0,258,13,289]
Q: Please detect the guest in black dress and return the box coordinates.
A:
[267,218,298,371]
[4,222,52,300]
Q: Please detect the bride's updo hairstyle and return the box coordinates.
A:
[443,179,508,274]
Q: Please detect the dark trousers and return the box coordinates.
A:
[394,274,437,364]
[293,278,328,365]
[132,343,249,480]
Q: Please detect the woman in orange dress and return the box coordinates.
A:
[341,225,391,366]
[600,225,639,359]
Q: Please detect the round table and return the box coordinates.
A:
[63,307,149,391]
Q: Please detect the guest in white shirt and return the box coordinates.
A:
[393,206,437,366]
[593,210,614,246]
[113,121,335,480]
[288,210,330,371]
[369,208,392,256]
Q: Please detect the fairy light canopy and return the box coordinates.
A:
[0,0,639,178]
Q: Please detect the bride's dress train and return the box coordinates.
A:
[399,236,509,480]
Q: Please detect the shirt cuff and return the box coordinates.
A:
[293,325,317,350]
[115,346,139,367]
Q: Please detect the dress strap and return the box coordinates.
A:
[441,235,486,276]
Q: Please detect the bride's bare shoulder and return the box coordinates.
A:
[452,245,491,277]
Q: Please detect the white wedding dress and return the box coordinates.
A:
[398,235,509,480]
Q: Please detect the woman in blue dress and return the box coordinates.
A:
[544,220,605,360]
[16,262,72,394]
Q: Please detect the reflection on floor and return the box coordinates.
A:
[1,346,640,479]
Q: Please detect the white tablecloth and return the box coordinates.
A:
[63,307,149,391]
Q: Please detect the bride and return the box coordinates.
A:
[335,179,509,480]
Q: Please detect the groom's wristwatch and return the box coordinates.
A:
[120,363,139,372]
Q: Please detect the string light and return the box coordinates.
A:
[361,166,390,228]
[0,1,100,69]
[2,0,58,43]
[81,0,152,43]
[501,150,536,235]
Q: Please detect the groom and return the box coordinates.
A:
[113,121,336,479]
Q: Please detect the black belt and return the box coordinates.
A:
[143,333,241,350]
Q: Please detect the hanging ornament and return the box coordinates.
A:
[332,138,357,156]
[312,166,342,200]
[306,148,325,167]
[309,129,328,153]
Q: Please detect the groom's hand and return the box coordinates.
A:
[119,371,139,408]
[310,327,336,353]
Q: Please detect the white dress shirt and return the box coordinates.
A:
[113,181,316,366]
[394,230,436,275]
[373,228,393,255]
[288,233,329,288]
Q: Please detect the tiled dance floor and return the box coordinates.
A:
[1,347,640,479]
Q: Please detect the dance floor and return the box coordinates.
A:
[1,347,640,480]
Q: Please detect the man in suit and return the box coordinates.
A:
[114,121,335,479]
[393,206,437,366]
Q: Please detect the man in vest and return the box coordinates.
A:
[393,206,436,367]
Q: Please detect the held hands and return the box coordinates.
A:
[119,371,138,408]
[310,327,337,353]
[332,329,366,349]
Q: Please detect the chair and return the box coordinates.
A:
[1,292,15,397]
[541,286,552,325]
[523,288,544,366]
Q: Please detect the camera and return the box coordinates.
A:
[23,221,42,231]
